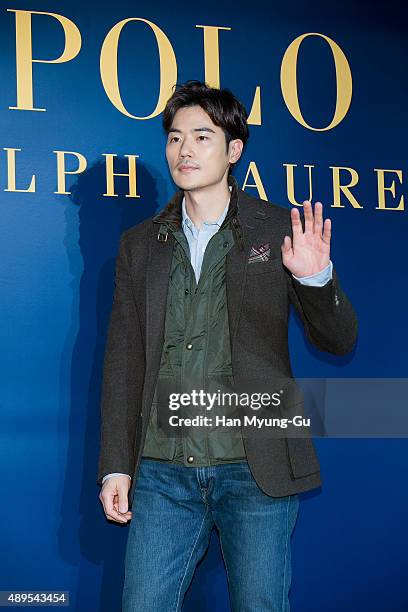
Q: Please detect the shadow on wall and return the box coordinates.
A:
[58,159,162,611]
[51,156,231,612]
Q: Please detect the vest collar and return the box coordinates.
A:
[153,174,244,249]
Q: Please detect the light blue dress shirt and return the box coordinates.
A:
[181,188,230,283]
[102,194,333,484]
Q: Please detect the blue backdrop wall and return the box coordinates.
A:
[1,0,407,610]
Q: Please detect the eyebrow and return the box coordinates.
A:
[168,127,216,134]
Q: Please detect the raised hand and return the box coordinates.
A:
[281,201,331,278]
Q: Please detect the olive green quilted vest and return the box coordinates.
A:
[141,221,246,466]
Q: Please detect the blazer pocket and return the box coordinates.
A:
[286,438,320,478]
[246,257,282,276]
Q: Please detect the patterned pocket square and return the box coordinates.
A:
[248,242,271,263]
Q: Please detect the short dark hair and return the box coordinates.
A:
[162,80,249,175]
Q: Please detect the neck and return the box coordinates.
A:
[183,177,231,230]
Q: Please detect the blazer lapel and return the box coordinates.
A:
[226,198,272,352]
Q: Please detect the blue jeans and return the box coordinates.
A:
[122,459,299,612]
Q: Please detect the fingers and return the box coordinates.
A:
[322,217,331,245]
[290,207,303,238]
[103,491,132,523]
[99,480,132,524]
[303,200,314,233]
[300,201,329,239]
[313,202,323,235]
[112,501,132,522]
[118,486,129,514]
[281,235,292,253]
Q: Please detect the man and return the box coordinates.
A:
[97,80,358,611]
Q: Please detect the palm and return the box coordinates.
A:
[281,201,331,278]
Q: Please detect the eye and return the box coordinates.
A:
[169,136,179,143]
[198,135,208,140]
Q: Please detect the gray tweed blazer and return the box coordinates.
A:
[97,175,358,505]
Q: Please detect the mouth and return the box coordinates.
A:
[178,165,199,172]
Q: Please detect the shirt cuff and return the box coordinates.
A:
[292,260,333,287]
[102,473,132,485]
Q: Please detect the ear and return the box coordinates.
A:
[229,139,244,164]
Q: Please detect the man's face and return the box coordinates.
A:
[165,105,241,190]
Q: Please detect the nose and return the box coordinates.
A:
[179,135,194,158]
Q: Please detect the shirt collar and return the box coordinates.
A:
[181,185,232,231]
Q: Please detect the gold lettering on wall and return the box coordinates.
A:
[329,166,363,208]
[102,154,139,197]
[247,86,262,126]
[1,149,405,213]
[7,9,81,112]
[53,150,87,195]
[196,24,231,88]
[196,24,261,125]
[100,18,177,119]
[242,162,268,200]
[284,163,314,205]
[280,32,352,131]
[3,147,36,192]
[374,168,404,211]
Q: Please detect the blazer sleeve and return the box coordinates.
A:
[283,214,358,356]
[97,232,145,487]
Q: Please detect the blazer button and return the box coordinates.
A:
[187,456,194,463]
[186,343,193,350]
